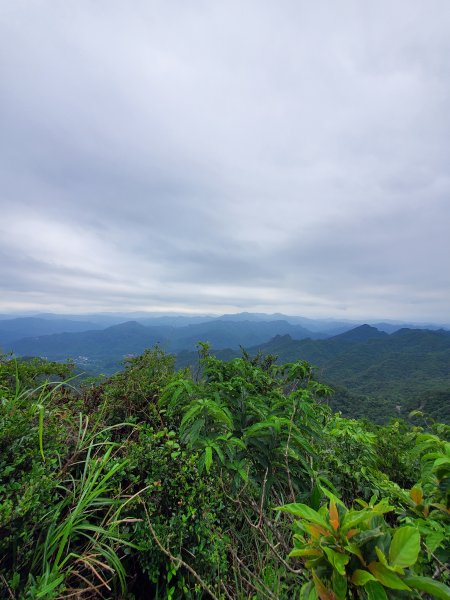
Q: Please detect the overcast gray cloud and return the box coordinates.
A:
[1,0,450,320]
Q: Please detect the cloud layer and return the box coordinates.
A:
[1,1,450,320]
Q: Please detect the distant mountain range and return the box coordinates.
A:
[1,311,447,347]
[0,317,104,346]
[2,314,449,425]
[3,318,321,364]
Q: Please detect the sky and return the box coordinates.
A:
[1,1,449,321]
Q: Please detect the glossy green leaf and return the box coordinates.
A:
[341,509,372,531]
[278,503,329,529]
[353,527,383,545]
[403,576,450,600]
[352,569,377,586]
[368,562,411,590]
[389,526,420,568]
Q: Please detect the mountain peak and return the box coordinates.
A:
[331,324,387,343]
[107,320,146,332]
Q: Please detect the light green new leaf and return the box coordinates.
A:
[389,526,420,568]
[277,503,329,529]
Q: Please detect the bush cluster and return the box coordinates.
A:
[0,348,449,599]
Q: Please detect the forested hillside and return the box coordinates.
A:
[177,326,450,424]
[2,318,450,425]
[4,319,319,369]
[1,349,449,599]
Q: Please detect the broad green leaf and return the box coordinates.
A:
[180,402,203,429]
[211,442,224,463]
[389,526,420,568]
[352,570,377,586]
[323,547,349,576]
[341,509,372,531]
[403,575,450,600]
[290,432,316,456]
[375,547,404,574]
[364,580,388,600]
[379,547,405,575]
[368,562,411,590]
[237,468,248,481]
[278,503,330,529]
[433,457,450,468]
[371,498,395,515]
[310,483,322,511]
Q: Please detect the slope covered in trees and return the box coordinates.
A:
[1,349,449,599]
[191,326,450,424]
[4,319,319,366]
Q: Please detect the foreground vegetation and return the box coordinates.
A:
[0,347,449,599]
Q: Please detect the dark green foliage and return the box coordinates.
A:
[6,319,318,370]
[90,347,176,424]
[7,320,450,425]
[162,347,329,500]
[1,348,449,599]
[242,328,450,424]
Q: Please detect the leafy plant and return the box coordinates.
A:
[279,492,450,599]
[161,349,328,499]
